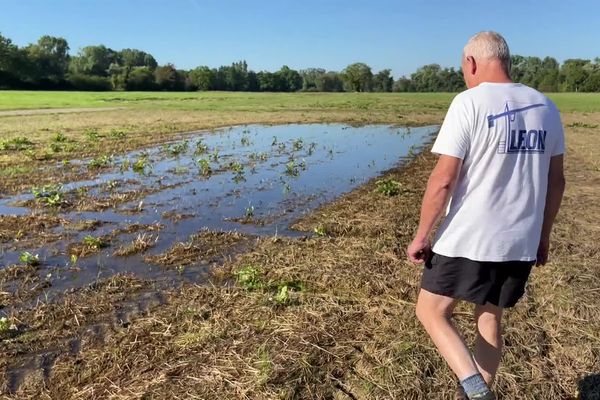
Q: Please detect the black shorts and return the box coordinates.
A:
[421,252,535,308]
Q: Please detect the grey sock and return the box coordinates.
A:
[459,373,495,399]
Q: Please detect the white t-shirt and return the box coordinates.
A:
[431,82,565,262]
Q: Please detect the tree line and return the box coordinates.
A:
[2,33,600,92]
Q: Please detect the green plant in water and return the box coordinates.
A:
[241,136,252,146]
[285,160,299,177]
[249,152,268,162]
[283,182,291,194]
[210,150,219,162]
[88,154,113,169]
[83,235,108,249]
[292,138,304,151]
[132,154,150,174]
[166,140,189,156]
[229,161,244,174]
[308,142,317,155]
[196,158,212,176]
[195,139,209,155]
[19,251,40,266]
[120,159,131,172]
[375,179,402,196]
[245,204,254,218]
[32,184,64,207]
[271,136,278,146]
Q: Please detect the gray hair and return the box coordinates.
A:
[463,31,511,73]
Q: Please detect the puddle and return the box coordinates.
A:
[0,124,438,305]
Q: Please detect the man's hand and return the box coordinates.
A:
[536,237,549,266]
[407,237,431,264]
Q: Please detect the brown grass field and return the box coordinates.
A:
[0,92,599,399]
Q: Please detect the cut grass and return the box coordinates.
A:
[0,95,599,399]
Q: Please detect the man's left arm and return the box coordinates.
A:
[407,155,463,263]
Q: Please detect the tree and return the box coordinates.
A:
[393,77,414,92]
[278,65,302,91]
[126,67,156,90]
[300,68,326,91]
[120,48,157,69]
[342,62,373,92]
[188,66,215,91]
[257,71,283,91]
[316,71,344,92]
[560,59,590,92]
[154,64,185,90]
[225,61,249,91]
[25,35,70,83]
[69,45,117,76]
[0,33,25,87]
[372,69,394,92]
[411,64,444,92]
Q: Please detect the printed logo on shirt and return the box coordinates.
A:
[488,102,547,154]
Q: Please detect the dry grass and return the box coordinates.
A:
[144,230,249,268]
[113,233,158,257]
[0,112,599,399]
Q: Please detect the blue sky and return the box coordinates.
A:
[1,0,598,78]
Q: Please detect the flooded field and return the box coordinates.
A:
[0,123,438,309]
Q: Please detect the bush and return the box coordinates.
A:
[67,73,112,91]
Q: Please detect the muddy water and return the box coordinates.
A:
[0,124,438,302]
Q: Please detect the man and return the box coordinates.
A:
[406,31,565,400]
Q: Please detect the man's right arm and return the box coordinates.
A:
[537,154,566,266]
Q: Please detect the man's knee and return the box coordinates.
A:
[415,290,455,326]
[475,304,503,333]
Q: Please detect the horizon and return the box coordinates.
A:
[1,0,599,78]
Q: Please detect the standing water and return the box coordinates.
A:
[0,124,438,300]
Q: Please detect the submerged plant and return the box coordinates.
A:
[241,136,252,146]
[245,204,255,218]
[19,251,40,266]
[88,154,113,169]
[166,140,189,156]
[31,184,64,207]
[83,235,108,250]
[229,161,244,174]
[120,159,131,172]
[249,152,269,162]
[196,158,212,176]
[210,149,219,162]
[132,154,150,174]
[195,139,209,155]
[285,160,299,177]
[292,138,304,151]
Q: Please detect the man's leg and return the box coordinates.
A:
[473,303,503,385]
[415,289,480,379]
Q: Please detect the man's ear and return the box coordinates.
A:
[468,56,477,75]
